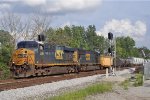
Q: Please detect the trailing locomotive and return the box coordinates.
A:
[10,41,113,78]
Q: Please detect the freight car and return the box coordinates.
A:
[128,57,145,66]
[116,57,146,68]
[10,41,113,78]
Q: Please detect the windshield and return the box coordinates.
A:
[17,41,38,49]
[18,54,27,58]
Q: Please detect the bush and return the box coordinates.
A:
[0,62,10,79]
[133,73,143,87]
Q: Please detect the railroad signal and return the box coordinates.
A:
[108,32,114,56]
[108,47,112,53]
[38,34,45,41]
[108,32,113,40]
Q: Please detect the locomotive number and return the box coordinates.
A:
[55,50,64,59]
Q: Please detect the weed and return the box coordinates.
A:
[49,82,112,100]
[133,73,143,87]
[120,80,130,90]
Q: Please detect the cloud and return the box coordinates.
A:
[0,0,102,15]
[61,21,72,28]
[60,21,79,28]
[97,19,147,41]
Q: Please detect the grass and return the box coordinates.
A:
[133,73,143,87]
[49,82,112,100]
[120,80,130,90]
[120,73,143,89]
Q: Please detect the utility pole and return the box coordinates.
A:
[114,36,117,72]
[0,42,1,49]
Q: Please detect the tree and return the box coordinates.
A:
[29,15,52,40]
[0,13,52,44]
[0,30,13,64]
[46,26,72,46]
[0,13,27,46]
[86,25,97,50]
[94,36,105,53]
[138,47,150,59]
[0,30,13,79]
[116,36,136,58]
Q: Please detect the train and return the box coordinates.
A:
[10,41,113,78]
[116,57,148,67]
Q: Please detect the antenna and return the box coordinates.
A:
[141,50,146,58]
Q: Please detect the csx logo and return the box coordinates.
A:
[55,50,64,59]
[86,54,90,60]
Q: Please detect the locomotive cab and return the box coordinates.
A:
[11,41,38,77]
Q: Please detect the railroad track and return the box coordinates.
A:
[0,69,106,91]
[0,66,139,91]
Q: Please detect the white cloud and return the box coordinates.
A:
[60,21,79,28]
[23,0,46,6]
[0,3,10,10]
[97,19,147,41]
[0,0,102,14]
[61,21,71,28]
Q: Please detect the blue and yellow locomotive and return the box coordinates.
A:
[10,41,113,78]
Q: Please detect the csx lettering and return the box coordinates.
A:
[55,50,64,59]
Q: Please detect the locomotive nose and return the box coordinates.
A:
[13,49,28,65]
[17,53,28,64]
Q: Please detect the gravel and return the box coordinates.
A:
[86,68,150,100]
[0,69,133,100]
[0,74,105,100]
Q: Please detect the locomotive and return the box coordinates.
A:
[10,41,113,78]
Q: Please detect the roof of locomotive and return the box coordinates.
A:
[17,41,100,54]
[17,41,39,49]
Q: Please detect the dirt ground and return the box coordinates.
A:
[86,76,150,100]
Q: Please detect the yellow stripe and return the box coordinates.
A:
[35,63,77,66]
[35,63,99,66]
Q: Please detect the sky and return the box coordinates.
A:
[0,0,150,48]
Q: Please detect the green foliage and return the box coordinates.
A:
[46,25,105,51]
[133,73,143,87]
[0,62,10,79]
[49,82,112,100]
[0,30,13,79]
[0,45,13,64]
[116,36,138,58]
[0,30,12,44]
[120,80,130,90]
[46,26,150,57]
